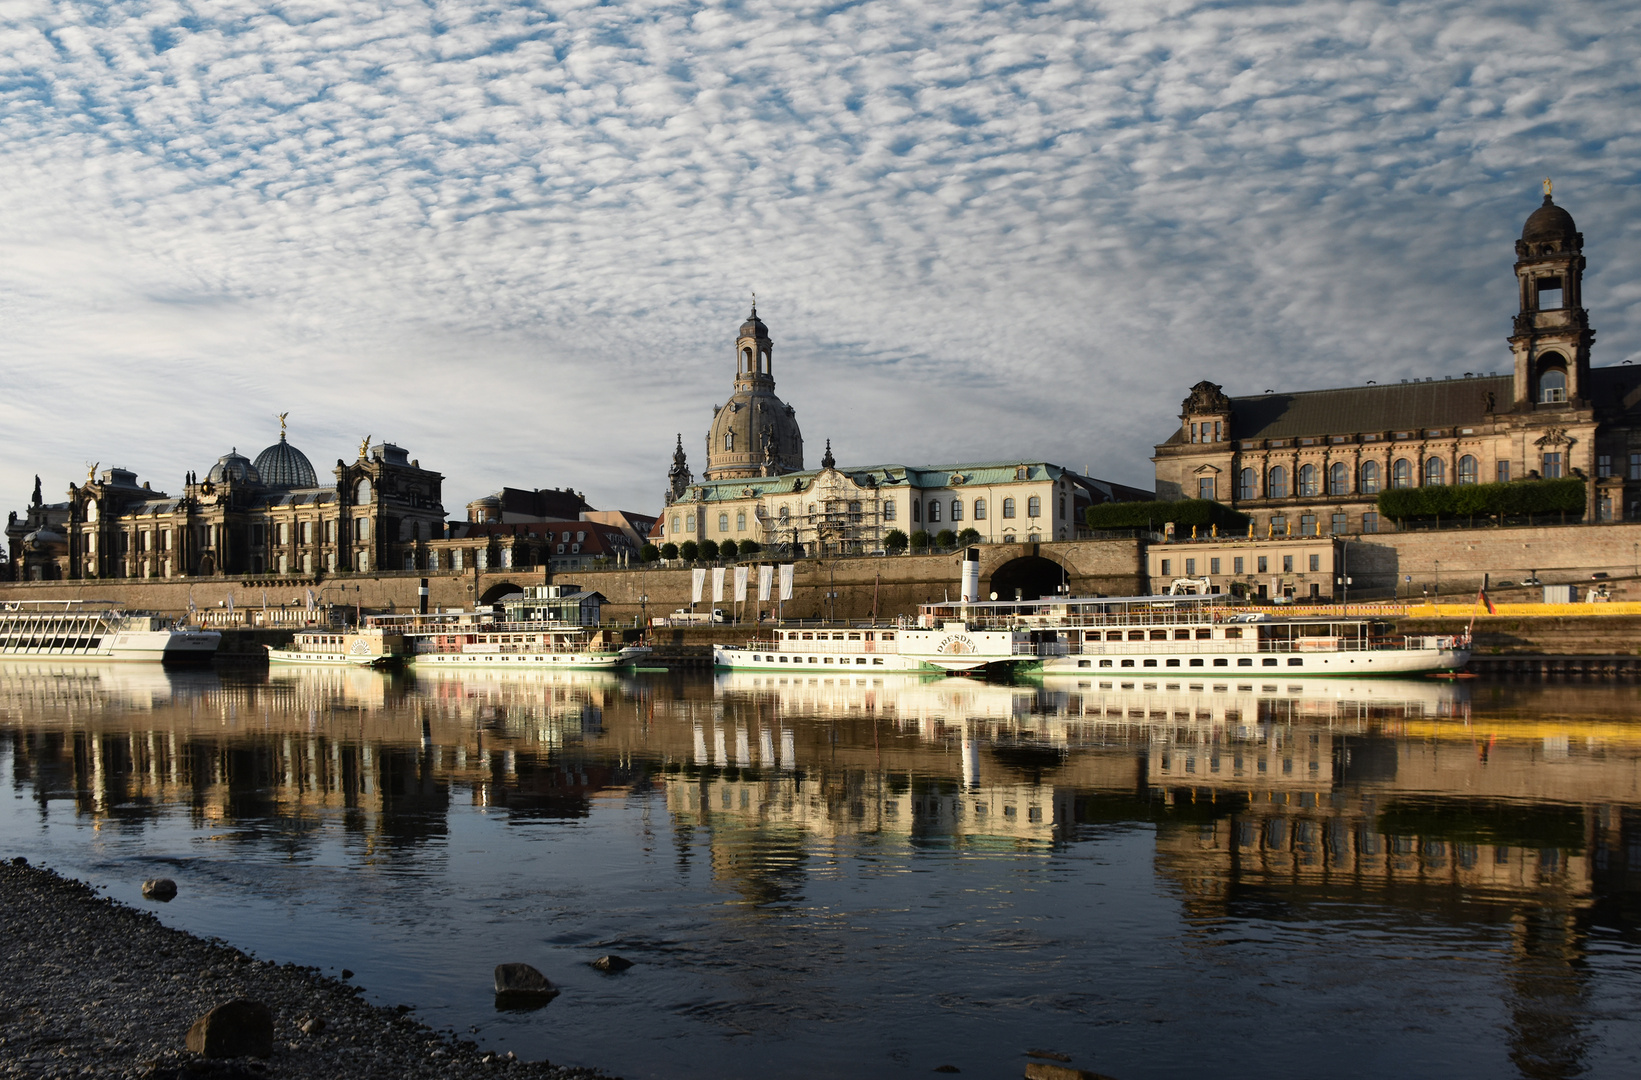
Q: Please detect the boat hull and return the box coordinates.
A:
[1038,647,1470,677]
[0,629,220,664]
[406,645,652,670]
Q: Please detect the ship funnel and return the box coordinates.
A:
[960,547,981,603]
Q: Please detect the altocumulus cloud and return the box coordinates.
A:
[1,0,1639,511]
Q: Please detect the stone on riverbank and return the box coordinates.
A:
[186,998,274,1058]
[142,877,178,900]
[495,963,554,995]
[590,955,633,973]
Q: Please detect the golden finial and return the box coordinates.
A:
[359,435,372,459]
[1544,177,1553,198]
[277,411,288,436]
[86,461,99,483]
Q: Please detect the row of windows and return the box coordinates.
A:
[917,496,1041,524]
[1596,453,1641,480]
[1231,456,1548,500]
[1160,553,1325,576]
[672,495,1052,535]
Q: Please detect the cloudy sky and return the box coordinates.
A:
[3,0,1639,515]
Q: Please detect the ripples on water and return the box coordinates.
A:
[2,663,1640,1079]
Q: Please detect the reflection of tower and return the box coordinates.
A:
[961,728,980,790]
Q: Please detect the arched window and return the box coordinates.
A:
[950,499,963,521]
[1360,461,1381,494]
[354,478,371,505]
[1002,497,1016,519]
[1298,464,1318,497]
[912,500,921,523]
[1458,456,1478,485]
[736,511,746,531]
[1328,461,1350,496]
[1237,468,1257,500]
[741,347,752,372]
[1392,459,1413,488]
[1267,466,1288,499]
[1423,458,1445,486]
[1540,368,1567,403]
[1027,496,1041,517]
[974,498,987,520]
[724,430,735,451]
[718,513,729,532]
[778,505,790,524]
[929,500,941,523]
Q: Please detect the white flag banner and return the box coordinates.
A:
[712,567,726,603]
[734,566,749,602]
[779,563,795,601]
[758,565,773,602]
[691,568,707,603]
[226,594,234,615]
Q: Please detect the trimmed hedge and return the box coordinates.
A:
[1086,499,1251,532]
[1377,477,1585,520]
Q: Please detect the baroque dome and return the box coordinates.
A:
[704,304,803,481]
[206,449,261,486]
[254,434,318,488]
[1522,195,1578,244]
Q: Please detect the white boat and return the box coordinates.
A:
[369,607,651,670]
[714,592,1469,677]
[0,600,219,663]
[265,627,404,668]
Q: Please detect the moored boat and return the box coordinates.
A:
[0,601,219,664]
[265,627,404,668]
[369,586,651,670]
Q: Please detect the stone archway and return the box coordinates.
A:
[985,555,1069,602]
[479,581,528,605]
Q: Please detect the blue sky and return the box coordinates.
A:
[3,0,1639,515]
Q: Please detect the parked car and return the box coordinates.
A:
[1519,577,1542,587]
[1590,571,1610,580]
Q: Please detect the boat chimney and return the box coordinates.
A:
[960,547,981,603]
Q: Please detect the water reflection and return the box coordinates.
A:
[2,662,1639,1079]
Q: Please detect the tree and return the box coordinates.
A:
[956,527,981,547]
[640,543,661,563]
[660,542,679,561]
[935,529,957,549]
[910,529,932,551]
[699,539,720,561]
[680,540,699,562]
[884,529,909,554]
[738,539,762,556]
[1086,498,1250,532]
[719,539,738,559]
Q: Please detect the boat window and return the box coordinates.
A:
[803,633,814,640]
[833,633,845,641]
[856,657,867,664]
[1288,658,1303,666]
[1238,658,1253,666]
[1099,660,1113,668]
[1143,659,1158,667]
[881,633,894,641]
[1127,630,1145,641]
[1224,628,1242,639]
[873,657,884,665]
[1149,629,1167,641]
[1190,658,1205,667]
[824,657,833,663]
[1120,659,1134,668]
[1173,628,1191,640]
[1263,658,1278,666]
[848,633,861,640]
[1196,628,1211,639]
[1165,659,1180,667]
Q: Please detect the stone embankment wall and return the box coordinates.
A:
[1395,614,1641,656]
[0,539,1146,622]
[1347,522,1641,597]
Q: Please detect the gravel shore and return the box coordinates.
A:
[0,858,619,1080]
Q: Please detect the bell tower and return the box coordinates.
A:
[735,299,774,392]
[1510,180,1594,410]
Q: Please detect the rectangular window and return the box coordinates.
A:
[1543,452,1563,479]
[1257,556,1268,574]
[1497,461,1511,483]
[1282,555,1294,572]
[1630,454,1641,481]
[951,500,962,522]
[300,521,313,544]
[685,513,695,530]
[1002,498,1015,519]
[356,517,369,540]
[1598,454,1613,478]
[1027,496,1041,517]
[1198,477,1215,500]
[1160,558,1172,576]
[1214,421,1223,442]
[1363,512,1379,534]
[1270,516,1288,537]
[719,513,730,532]
[737,511,746,531]
[1209,557,1221,575]
[883,501,896,521]
[1233,557,1244,574]
[1185,558,1196,575]
[1299,514,1317,536]
[929,501,941,523]
[1309,554,1320,572]
[1331,512,1347,534]
[325,519,336,543]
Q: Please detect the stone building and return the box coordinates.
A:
[6,426,446,582]
[702,303,804,482]
[1153,188,1641,535]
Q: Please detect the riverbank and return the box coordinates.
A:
[0,858,616,1080]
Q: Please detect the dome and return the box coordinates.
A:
[206,449,261,486]
[1522,195,1578,244]
[253,434,317,488]
[707,390,803,480]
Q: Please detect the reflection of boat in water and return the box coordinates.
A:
[1,600,220,663]
[0,659,222,708]
[264,662,395,708]
[409,666,623,692]
[715,668,1040,721]
[1038,670,1470,719]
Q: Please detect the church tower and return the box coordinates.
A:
[705,302,804,481]
[1510,181,1595,410]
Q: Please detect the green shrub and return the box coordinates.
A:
[738,539,761,556]
[935,529,957,548]
[699,539,720,561]
[719,539,738,559]
[956,527,981,546]
[1085,499,1249,532]
[910,530,932,551]
[884,529,909,554]
[660,542,679,560]
[640,543,660,563]
[1377,477,1585,520]
[679,540,699,561]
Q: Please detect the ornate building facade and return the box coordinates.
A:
[6,426,446,582]
[703,303,804,481]
[1153,188,1640,534]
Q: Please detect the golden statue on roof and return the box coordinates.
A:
[278,411,288,435]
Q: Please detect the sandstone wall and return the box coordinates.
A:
[1348,522,1641,598]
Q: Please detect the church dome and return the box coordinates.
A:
[206,449,262,486]
[1522,195,1578,243]
[254,434,318,488]
[705,304,802,481]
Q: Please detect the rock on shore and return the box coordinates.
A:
[0,858,618,1079]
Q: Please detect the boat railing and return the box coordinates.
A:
[1070,634,1464,656]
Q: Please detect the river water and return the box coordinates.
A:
[2,662,1639,1079]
